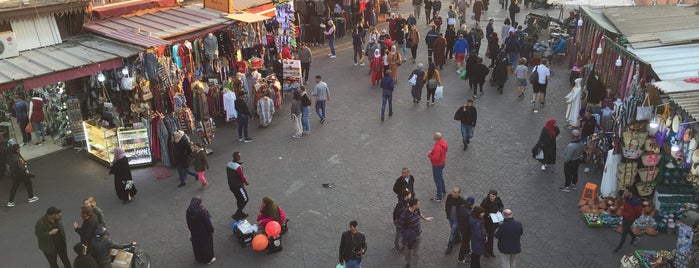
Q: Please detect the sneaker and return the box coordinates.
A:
[389,112,393,117]
[244,138,253,143]
[207,257,216,264]
[177,183,186,188]
[473,95,477,99]
[457,258,468,264]
[238,137,244,142]
[321,118,327,124]
[530,100,535,103]
[630,237,640,246]
[479,91,484,95]
[28,196,39,203]
[20,143,27,147]
[354,63,358,66]
[6,202,15,207]
[571,184,577,190]
[430,196,442,202]
[329,55,336,58]
[302,131,310,135]
[533,109,539,113]
[541,164,546,171]
[360,63,366,66]
[381,115,385,122]
[292,134,301,139]
[201,184,208,190]
[559,187,571,192]
[327,53,333,56]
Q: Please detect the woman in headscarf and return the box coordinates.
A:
[535,119,560,171]
[388,45,402,82]
[186,196,216,264]
[370,49,384,87]
[433,33,447,70]
[257,196,287,229]
[486,32,500,67]
[109,147,136,203]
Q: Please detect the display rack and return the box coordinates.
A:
[282,59,301,92]
[117,127,152,166]
[66,98,84,141]
[83,121,117,164]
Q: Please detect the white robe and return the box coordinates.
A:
[564,78,583,127]
[600,149,622,197]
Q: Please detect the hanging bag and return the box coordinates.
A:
[121,68,134,91]
[636,93,652,121]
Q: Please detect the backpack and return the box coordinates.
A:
[427,78,438,89]
[529,66,539,84]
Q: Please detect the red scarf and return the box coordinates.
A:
[545,119,557,138]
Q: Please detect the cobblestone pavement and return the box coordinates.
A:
[0,4,675,268]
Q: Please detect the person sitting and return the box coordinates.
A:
[552,36,567,54]
[257,196,287,229]
[89,226,137,268]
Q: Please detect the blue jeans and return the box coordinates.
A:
[461,124,474,146]
[328,38,336,55]
[315,100,326,120]
[345,259,361,268]
[177,165,197,184]
[302,106,311,131]
[381,91,393,116]
[508,51,519,68]
[394,226,403,248]
[447,219,461,250]
[237,114,249,138]
[432,164,446,199]
[32,121,45,140]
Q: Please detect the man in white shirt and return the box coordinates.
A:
[531,59,550,113]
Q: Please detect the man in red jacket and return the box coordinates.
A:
[428,132,448,202]
[614,186,642,253]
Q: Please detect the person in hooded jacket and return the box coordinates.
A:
[192,143,210,190]
[457,197,475,264]
[187,196,216,264]
[425,25,440,62]
[427,132,448,201]
[535,119,560,171]
[89,226,136,268]
[486,32,500,67]
[409,63,426,103]
[6,143,38,207]
[445,25,457,60]
[492,46,510,94]
[173,131,198,187]
[470,206,487,268]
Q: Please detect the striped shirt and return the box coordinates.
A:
[397,208,422,236]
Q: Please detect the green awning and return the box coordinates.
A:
[580,6,620,36]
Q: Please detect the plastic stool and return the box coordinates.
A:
[580,183,598,201]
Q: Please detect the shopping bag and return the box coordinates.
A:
[407,74,417,86]
[535,149,544,160]
[636,93,652,121]
[459,69,468,80]
[435,86,444,99]
[25,123,33,133]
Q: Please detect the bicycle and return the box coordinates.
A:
[118,244,151,268]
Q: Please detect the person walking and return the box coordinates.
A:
[186,196,216,264]
[457,197,475,264]
[474,23,485,53]
[14,95,31,146]
[505,32,521,69]
[227,152,250,220]
[424,0,434,24]
[560,130,584,192]
[352,28,365,66]
[393,167,416,200]
[398,198,435,267]
[413,0,423,21]
[73,206,99,247]
[445,25,456,60]
[393,190,413,251]
[469,57,490,98]
[486,33,500,68]
[36,207,72,268]
[444,187,465,255]
[407,25,420,63]
[508,0,519,26]
[380,70,395,122]
[235,91,254,142]
[454,34,469,71]
[428,132,448,202]
[531,58,550,112]
[433,33,447,70]
[370,49,384,87]
[480,189,504,258]
[72,242,98,268]
[313,75,330,124]
[494,209,523,268]
[298,43,313,85]
[431,12,444,32]
[388,46,402,81]
[29,92,46,145]
[470,206,487,268]
[536,119,560,171]
[614,186,642,253]
[6,143,38,207]
[514,58,528,98]
[173,131,198,188]
[299,86,312,135]
[453,100,477,150]
[339,220,368,268]
[493,46,510,94]
[501,19,512,43]
[291,91,303,139]
[423,63,442,106]
[425,25,439,63]
[409,63,426,103]
[109,147,137,201]
[472,0,484,22]
[192,143,210,190]
[325,20,337,58]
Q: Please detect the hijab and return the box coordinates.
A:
[390,45,397,54]
[374,49,381,58]
[544,119,557,139]
[186,196,209,220]
[113,147,126,161]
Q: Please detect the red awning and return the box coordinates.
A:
[244,3,276,18]
[22,59,123,89]
[91,0,177,19]
[0,82,18,91]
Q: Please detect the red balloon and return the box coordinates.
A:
[252,234,268,251]
[265,221,282,238]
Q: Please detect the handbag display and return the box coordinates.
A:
[638,167,658,183]
[635,93,652,121]
[617,162,637,188]
[139,79,153,101]
[641,152,659,167]
[644,137,660,153]
[121,72,134,91]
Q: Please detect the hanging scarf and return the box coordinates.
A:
[545,119,557,138]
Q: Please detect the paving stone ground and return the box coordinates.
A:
[0,4,676,268]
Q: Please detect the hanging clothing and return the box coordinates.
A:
[600,149,622,197]
[257,97,275,126]
[172,44,183,68]
[564,78,583,127]
[150,117,161,160]
[223,90,237,121]
[586,75,605,104]
[157,117,171,167]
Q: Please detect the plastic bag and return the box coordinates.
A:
[435,86,444,99]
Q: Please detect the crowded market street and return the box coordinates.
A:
[0,4,677,268]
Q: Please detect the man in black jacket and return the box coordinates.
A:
[453,99,478,150]
[227,152,250,220]
[339,220,367,267]
[444,187,465,254]
[457,197,475,264]
[74,206,99,249]
[393,167,416,200]
[90,226,136,268]
[393,190,413,252]
[6,143,38,207]
[234,91,253,142]
[425,25,439,63]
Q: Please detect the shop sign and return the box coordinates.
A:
[204,0,233,14]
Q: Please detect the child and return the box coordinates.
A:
[192,143,210,189]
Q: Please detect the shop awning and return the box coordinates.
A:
[548,0,634,7]
[655,80,699,120]
[0,0,89,23]
[84,3,231,48]
[628,43,699,81]
[225,11,271,23]
[244,3,276,18]
[579,6,620,35]
[601,5,699,49]
[91,0,177,19]
[0,34,142,89]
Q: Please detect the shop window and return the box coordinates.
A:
[9,14,62,51]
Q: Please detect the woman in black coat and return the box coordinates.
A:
[445,25,457,59]
[186,196,215,264]
[536,119,560,170]
[479,189,504,258]
[109,147,136,202]
[486,33,499,67]
[492,47,509,93]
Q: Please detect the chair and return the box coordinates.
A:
[580,182,598,202]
